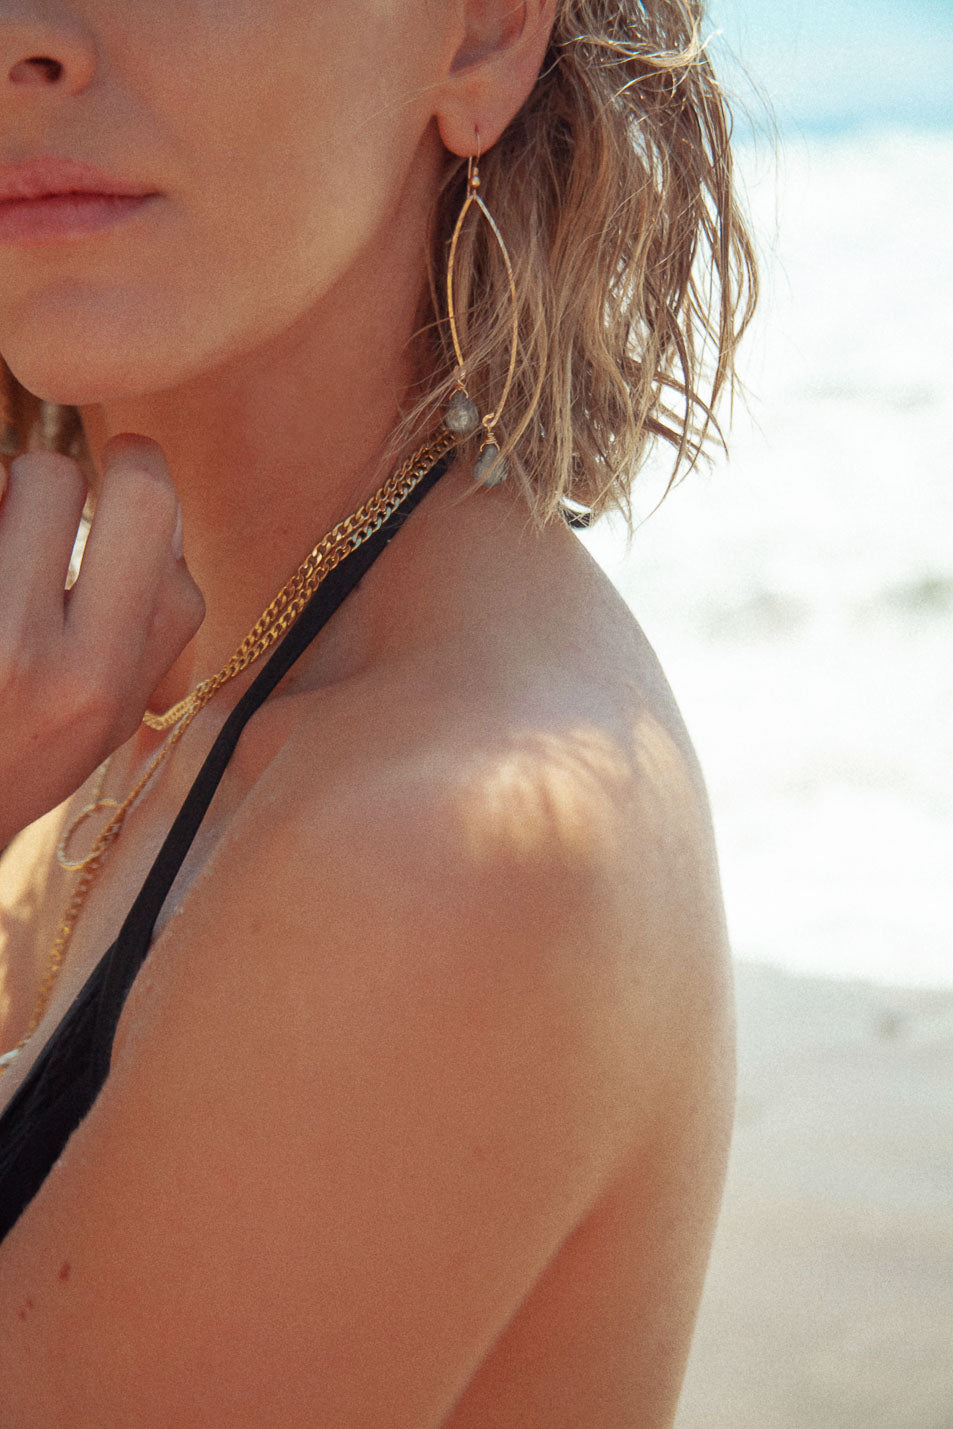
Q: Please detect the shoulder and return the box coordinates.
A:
[0,583,734,1426]
[154,607,731,1132]
[140,476,734,1146]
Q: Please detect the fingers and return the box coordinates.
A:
[139,558,206,704]
[67,436,181,662]
[66,435,204,727]
[0,451,89,625]
[0,433,205,840]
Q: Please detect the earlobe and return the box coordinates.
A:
[436,0,557,158]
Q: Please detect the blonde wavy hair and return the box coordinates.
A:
[1,0,757,530]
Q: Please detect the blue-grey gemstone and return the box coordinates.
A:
[445,389,481,435]
[473,443,508,486]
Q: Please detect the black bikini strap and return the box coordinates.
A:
[91,449,453,1068]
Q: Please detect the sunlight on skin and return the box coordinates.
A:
[453,710,706,874]
[0,816,66,1050]
[0,888,24,1047]
[0,960,10,1037]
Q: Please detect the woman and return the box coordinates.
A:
[0,0,755,1422]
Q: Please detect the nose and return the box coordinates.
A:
[10,55,63,84]
[0,8,95,96]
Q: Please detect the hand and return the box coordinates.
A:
[0,433,205,849]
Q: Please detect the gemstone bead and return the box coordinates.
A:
[473,443,508,486]
[445,389,481,435]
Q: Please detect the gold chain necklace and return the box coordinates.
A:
[0,430,455,1078]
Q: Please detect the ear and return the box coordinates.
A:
[435,0,557,157]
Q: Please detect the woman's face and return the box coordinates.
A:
[0,0,453,406]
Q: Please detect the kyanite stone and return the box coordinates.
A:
[473,443,508,486]
[445,389,481,435]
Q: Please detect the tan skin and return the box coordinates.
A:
[0,0,735,1423]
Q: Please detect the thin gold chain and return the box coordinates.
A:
[0,430,455,1078]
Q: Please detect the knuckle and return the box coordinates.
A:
[150,570,206,651]
[54,655,119,733]
[63,632,155,748]
[180,577,207,639]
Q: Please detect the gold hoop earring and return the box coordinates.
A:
[443,133,518,487]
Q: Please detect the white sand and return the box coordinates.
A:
[675,962,953,1429]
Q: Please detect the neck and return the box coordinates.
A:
[78,152,441,717]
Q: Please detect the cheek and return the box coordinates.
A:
[0,0,432,404]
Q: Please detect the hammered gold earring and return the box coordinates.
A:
[443,133,518,487]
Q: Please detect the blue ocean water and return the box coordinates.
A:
[708,0,953,136]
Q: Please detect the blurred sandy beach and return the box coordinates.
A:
[676,963,953,1429]
[646,126,953,1424]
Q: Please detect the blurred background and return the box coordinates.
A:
[580,2,953,1424]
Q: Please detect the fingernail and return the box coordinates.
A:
[172,502,184,560]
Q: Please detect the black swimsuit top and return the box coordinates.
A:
[0,452,452,1244]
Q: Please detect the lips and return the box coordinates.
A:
[0,155,157,203]
[0,156,160,244]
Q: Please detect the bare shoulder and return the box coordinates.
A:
[205,472,731,1087]
[170,518,736,1176]
[216,507,734,1126]
[0,517,735,1426]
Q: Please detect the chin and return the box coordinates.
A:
[0,284,208,407]
[3,335,193,409]
[3,363,137,409]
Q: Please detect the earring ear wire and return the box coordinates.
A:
[444,130,518,486]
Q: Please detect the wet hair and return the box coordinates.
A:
[1,0,757,530]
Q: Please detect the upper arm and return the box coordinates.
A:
[0,727,732,1428]
[0,762,663,1427]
